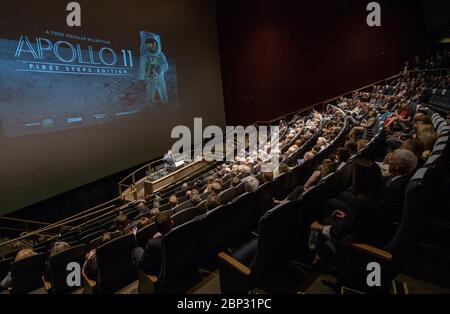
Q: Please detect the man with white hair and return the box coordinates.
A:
[385,148,418,222]
[243,176,260,193]
[317,137,328,150]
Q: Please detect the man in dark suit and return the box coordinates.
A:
[384,149,417,223]
[163,149,176,170]
[133,212,173,276]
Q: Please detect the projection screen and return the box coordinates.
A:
[0,0,225,214]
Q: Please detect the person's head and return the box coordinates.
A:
[169,194,178,208]
[101,232,112,245]
[185,189,192,200]
[194,180,203,190]
[231,176,241,187]
[401,138,425,159]
[388,149,418,176]
[50,241,71,257]
[336,147,350,163]
[262,171,274,183]
[240,165,251,177]
[357,139,369,151]
[211,182,222,195]
[145,38,157,53]
[153,194,162,209]
[150,207,160,218]
[115,214,129,231]
[244,176,260,193]
[167,148,172,155]
[320,159,337,177]
[345,140,358,155]
[206,193,221,211]
[317,137,327,146]
[181,183,189,192]
[191,194,202,207]
[303,151,314,161]
[15,248,36,262]
[155,213,173,235]
[137,216,151,230]
[206,176,215,185]
[137,201,146,211]
[352,158,383,199]
[417,125,437,151]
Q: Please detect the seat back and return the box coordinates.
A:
[172,207,198,228]
[80,230,105,244]
[251,201,304,283]
[79,226,102,240]
[219,187,237,204]
[159,218,201,293]
[48,244,87,294]
[136,223,157,248]
[273,172,291,200]
[385,168,432,258]
[288,159,315,192]
[0,258,13,291]
[229,192,259,245]
[255,180,277,218]
[173,200,193,213]
[10,253,46,294]
[96,234,136,293]
[198,203,233,264]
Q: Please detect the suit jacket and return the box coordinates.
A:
[384,174,411,223]
[328,194,391,247]
[163,153,175,168]
[139,237,162,276]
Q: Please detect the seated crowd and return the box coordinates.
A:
[0,70,446,293]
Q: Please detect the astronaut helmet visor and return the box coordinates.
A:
[145,38,158,53]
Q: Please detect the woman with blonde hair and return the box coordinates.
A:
[1,248,36,289]
[416,124,437,160]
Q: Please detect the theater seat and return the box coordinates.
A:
[172,207,198,227]
[94,234,137,294]
[0,258,13,292]
[219,187,237,204]
[335,167,432,293]
[45,244,87,294]
[198,203,233,266]
[218,201,304,294]
[136,223,157,248]
[10,253,46,294]
[80,230,105,244]
[141,218,202,294]
[173,200,193,213]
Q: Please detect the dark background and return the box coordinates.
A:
[217,0,441,125]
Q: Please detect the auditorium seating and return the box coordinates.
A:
[1,70,449,294]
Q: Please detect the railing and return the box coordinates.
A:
[1,69,447,247]
[0,185,137,247]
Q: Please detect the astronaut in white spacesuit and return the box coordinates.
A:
[138,32,169,104]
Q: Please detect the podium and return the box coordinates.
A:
[144,160,206,195]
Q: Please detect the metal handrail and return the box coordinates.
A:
[0,186,137,246]
[0,217,50,226]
